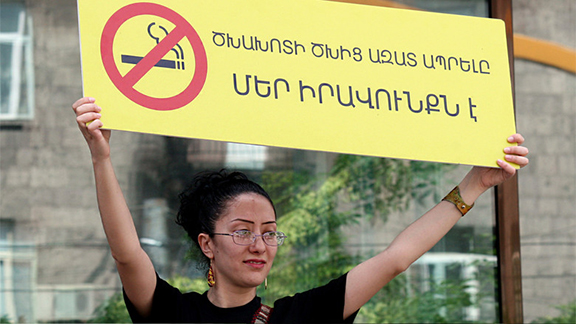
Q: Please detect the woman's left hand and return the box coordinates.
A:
[471,133,529,191]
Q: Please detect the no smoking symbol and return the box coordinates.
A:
[101,3,207,111]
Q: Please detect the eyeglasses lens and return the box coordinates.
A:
[233,231,254,245]
[232,231,285,246]
[266,232,285,246]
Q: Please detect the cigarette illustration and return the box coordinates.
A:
[121,22,185,70]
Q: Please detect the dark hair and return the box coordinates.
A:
[175,169,275,266]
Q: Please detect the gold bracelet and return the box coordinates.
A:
[442,186,474,216]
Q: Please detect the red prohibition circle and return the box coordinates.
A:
[101,3,207,111]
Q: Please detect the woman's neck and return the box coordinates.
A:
[207,285,257,308]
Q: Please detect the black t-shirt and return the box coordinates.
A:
[124,273,359,323]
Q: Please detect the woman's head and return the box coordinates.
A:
[176,170,276,267]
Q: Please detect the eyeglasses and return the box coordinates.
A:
[212,230,287,246]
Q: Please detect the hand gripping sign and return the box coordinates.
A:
[77,0,517,168]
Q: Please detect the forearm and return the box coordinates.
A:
[344,134,528,319]
[386,170,487,269]
[93,158,143,263]
[345,171,489,318]
[74,97,156,316]
[386,201,464,270]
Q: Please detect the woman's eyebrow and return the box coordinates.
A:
[230,218,253,224]
[230,218,276,225]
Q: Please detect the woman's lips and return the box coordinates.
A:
[244,259,266,269]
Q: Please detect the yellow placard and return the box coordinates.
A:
[77,0,517,168]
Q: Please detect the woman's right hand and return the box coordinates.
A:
[72,97,111,161]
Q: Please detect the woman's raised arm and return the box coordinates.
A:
[72,97,156,318]
[343,134,529,319]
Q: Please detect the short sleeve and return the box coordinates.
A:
[270,273,359,323]
[123,273,202,323]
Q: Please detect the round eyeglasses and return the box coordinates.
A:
[212,230,287,246]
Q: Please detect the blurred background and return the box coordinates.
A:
[0,0,574,323]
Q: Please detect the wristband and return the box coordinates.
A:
[442,186,474,216]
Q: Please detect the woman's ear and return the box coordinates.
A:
[198,233,214,259]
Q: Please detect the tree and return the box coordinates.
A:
[258,155,485,324]
[260,156,416,301]
[91,154,492,323]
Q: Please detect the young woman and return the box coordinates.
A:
[72,97,529,323]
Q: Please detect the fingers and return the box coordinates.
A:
[504,154,529,168]
[73,97,101,116]
[504,145,529,156]
[503,133,529,169]
[497,159,517,176]
[87,119,104,132]
[507,133,525,145]
[73,97,104,131]
[76,112,102,124]
[72,97,95,111]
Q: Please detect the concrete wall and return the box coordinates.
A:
[513,0,576,322]
[1,0,169,321]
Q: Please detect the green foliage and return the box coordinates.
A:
[88,292,130,323]
[258,156,476,323]
[260,156,419,302]
[354,262,495,324]
[0,315,11,324]
[409,161,457,204]
[92,155,491,323]
[166,274,208,294]
[532,300,576,324]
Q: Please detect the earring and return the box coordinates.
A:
[207,261,215,287]
[265,277,268,290]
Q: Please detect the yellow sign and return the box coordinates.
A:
[77,0,517,168]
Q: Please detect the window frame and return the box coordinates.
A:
[489,1,524,323]
[0,2,35,121]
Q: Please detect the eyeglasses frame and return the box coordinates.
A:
[212,230,287,246]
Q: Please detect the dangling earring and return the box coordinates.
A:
[207,261,216,287]
[264,277,268,290]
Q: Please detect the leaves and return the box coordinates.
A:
[259,156,448,309]
[88,292,130,323]
[91,154,488,323]
[532,301,576,324]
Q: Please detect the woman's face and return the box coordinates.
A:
[209,192,278,290]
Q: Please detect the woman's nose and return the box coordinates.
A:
[249,235,266,253]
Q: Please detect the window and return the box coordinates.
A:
[0,219,15,319]
[225,143,267,170]
[0,219,35,322]
[0,0,35,121]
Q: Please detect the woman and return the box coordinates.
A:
[72,97,529,323]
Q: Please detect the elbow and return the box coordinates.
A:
[111,250,129,265]
[394,260,411,275]
[111,246,146,266]
[385,249,413,276]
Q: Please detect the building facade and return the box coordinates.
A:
[513,0,576,321]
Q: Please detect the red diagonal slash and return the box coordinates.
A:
[122,25,186,87]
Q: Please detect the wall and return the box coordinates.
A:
[513,0,576,322]
[0,0,167,321]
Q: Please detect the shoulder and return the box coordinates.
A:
[150,275,205,305]
[124,274,205,323]
[270,273,357,323]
